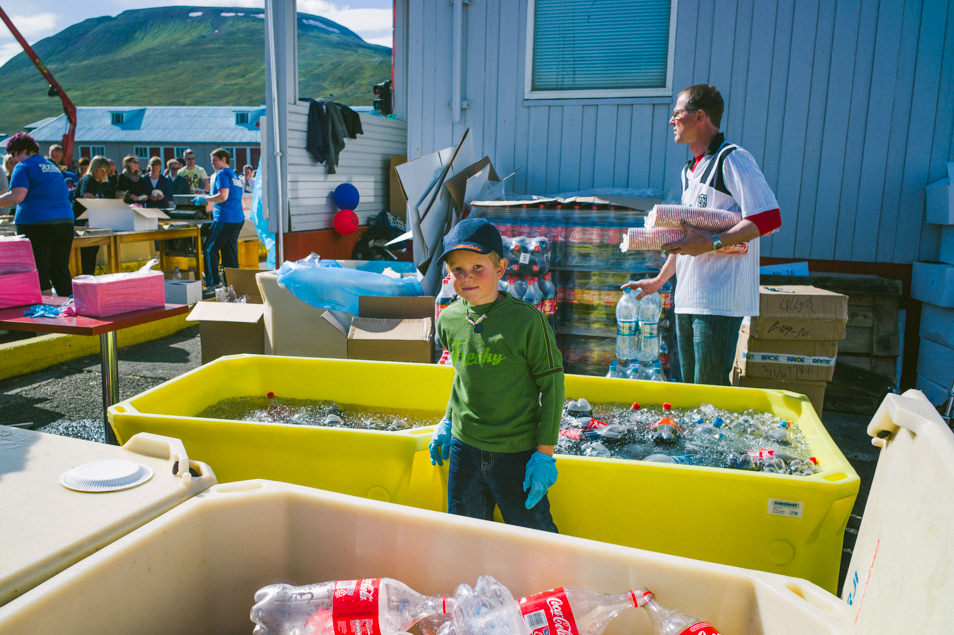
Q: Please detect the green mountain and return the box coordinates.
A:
[0,6,391,133]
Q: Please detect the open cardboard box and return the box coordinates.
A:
[186,301,267,364]
[256,270,435,362]
[75,199,169,232]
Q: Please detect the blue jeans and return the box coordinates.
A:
[675,313,743,386]
[204,220,243,286]
[447,438,558,533]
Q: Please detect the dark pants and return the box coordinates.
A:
[17,223,74,296]
[203,220,243,286]
[447,438,558,533]
[675,313,743,386]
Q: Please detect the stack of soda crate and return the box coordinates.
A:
[469,198,676,378]
[731,285,848,415]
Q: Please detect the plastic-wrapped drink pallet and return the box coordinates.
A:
[108,355,856,591]
[4,391,953,633]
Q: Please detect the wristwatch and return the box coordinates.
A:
[711,234,724,251]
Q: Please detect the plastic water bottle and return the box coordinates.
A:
[519,586,641,635]
[644,453,694,465]
[615,288,639,363]
[250,578,449,635]
[651,417,680,445]
[524,277,544,310]
[636,590,721,634]
[635,292,663,373]
[450,576,528,635]
[605,360,623,378]
[648,360,666,382]
[689,416,724,440]
[173,266,183,280]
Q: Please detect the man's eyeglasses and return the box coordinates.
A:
[671,108,697,120]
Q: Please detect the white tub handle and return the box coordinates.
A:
[122,432,193,485]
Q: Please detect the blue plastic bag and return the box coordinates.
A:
[276,255,423,314]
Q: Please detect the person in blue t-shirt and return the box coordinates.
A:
[192,148,245,287]
[0,133,74,296]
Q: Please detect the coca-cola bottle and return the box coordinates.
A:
[250,578,449,635]
[508,236,532,277]
[635,590,721,635]
[518,586,641,635]
[524,277,544,310]
[540,272,558,328]
[435,274,457,345]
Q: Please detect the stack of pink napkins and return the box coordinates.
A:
[0,236,42,308]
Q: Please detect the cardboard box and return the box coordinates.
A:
[76,199,169,232]
[348,317,433,363]
[358,295,434,319]
[72,270,165,318]
[164,280,202,305]
[746,285,848,340]
[731,365,827,416]
[224,267,263,304]
[186,301,266,364]
[735,326,838,381]
[389,155,408,219]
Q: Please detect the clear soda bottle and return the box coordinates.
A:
[524,277,544,310]
[540,272,558,328]
[615,288,639,363]
[452,576,528,635]
[250,578,449,635]
[635,292,663,373]
[519,586,641,635]
[635,590,721,635]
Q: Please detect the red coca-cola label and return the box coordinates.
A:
[679,622,720,635]
[560,428,581,440]
[519,588,579,635]
[542,298,557,316]
[332,579,381,635]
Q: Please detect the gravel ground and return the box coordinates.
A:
[0,325,879,594]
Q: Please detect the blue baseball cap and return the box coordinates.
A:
[437,217,504,264]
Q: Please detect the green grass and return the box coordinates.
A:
[0,6,391,133]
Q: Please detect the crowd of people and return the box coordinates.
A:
[0,133,257,293]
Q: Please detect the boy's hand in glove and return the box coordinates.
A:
[429,418,452,466]
[523,451,557,509]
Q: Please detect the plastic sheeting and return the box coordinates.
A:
[275,254,424,314]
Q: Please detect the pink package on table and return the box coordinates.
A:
[646,204,742,231]
[0,270,42,309]
[0,236,38,274]
[72,269,166,318]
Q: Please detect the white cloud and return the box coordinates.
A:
[0,12,59,67]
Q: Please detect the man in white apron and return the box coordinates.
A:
[625,84,781,385]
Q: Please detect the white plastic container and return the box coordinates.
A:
[1,389,950,634]
[0,427,215,607]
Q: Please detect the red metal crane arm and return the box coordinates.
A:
[0,7,77,162]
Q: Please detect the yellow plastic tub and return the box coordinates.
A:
[108,355,858,591]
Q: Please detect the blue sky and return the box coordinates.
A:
[0,1,393,66]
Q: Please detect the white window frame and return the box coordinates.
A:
[235,111,250,125]
[524,0,678,100]
[82,145,107,158]
[133,146,150,163]
[110,112,125,125]
[174,147,190,158]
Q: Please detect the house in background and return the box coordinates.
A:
[26,106,265,172]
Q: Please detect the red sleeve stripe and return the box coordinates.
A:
[749,208,781,235]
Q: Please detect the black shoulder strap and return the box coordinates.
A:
[698,142,737,197]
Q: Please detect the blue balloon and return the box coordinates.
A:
[333,183,360,209]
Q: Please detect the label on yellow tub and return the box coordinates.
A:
[767,499,804,518]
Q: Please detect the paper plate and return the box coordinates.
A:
[59,459,154,493]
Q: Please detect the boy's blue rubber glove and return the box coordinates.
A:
[429,418,452,466]
[191,195,207,206]
[523,452,557,509]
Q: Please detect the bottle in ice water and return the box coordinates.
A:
[615,288,639,363]
[651,417,681,445]
[635,590,721,635]
[519,586,642,635]
[250,578,449,635]
[644,453,694,465]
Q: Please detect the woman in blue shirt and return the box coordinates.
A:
[0,133,74,296]
[192,148,245,287]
